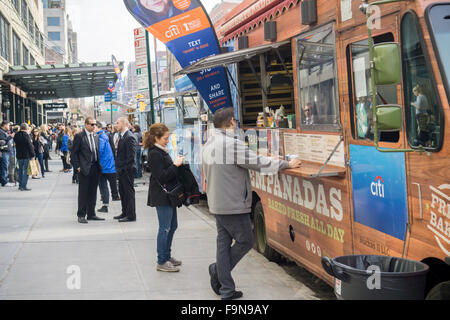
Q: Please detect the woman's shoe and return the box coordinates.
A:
[156,261,180,272]
[169,257,182,266]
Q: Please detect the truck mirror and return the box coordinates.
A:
[376,104,402,132]
[373,43,401,85]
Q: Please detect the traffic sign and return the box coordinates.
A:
[106,109,118,112]
[139,101,146,112]
[104,92,117,101]
[107,81,115,93]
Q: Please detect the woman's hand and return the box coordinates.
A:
[173,156,185,167]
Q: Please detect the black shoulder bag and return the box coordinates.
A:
[153,174,186,208]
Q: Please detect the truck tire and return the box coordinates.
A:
[426,281,450,300]
[254,201,281,262]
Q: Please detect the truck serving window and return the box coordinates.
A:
[401,11,443,150]
[296,23,340,131]
[426,4,450,104]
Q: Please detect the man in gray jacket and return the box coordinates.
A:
[202,107,301,300]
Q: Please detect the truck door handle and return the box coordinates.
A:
[412,183,423,220]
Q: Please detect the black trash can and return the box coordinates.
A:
[321,255,429,300]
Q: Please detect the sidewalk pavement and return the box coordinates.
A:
[0,157,319,300]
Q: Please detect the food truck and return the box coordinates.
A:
[176,0,450,295]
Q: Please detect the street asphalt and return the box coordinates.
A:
[0,155,320,300]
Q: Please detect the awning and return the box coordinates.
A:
[174,40,290,76]
[153,90,198,102]
[4,62,123,100]
[0,80,27,99]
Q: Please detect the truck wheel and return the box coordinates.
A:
[426,281,450,300]
[254,201,281,262]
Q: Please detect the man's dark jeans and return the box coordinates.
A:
[215,213,254,299]
[99,173,119,204]
[135,148,142,179]
[0,152,10,186]
[17,158,30,189]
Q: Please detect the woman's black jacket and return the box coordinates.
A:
[147,146,179,207]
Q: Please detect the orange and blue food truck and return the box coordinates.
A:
[177,0,450,297]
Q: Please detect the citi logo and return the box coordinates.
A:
[165,25,181,39]
[371,176,385,198]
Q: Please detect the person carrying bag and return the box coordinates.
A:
[145,123,185,273]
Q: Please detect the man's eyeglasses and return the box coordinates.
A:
[87,123,97,126]
[304,109,311,112]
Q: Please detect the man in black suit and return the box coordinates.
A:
[71,117,105,224]
[113,117,138,222]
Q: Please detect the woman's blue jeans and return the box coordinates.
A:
[156,206,178,265]
[135,148,142,178]
[37,153,45,176]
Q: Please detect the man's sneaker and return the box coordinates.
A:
[156,261,180,272]
[97,206,108,213]
[112,196,120,201]
[209,263,221,295]
[4,183,15,187]
[222,291,243,300]
[169,257,182,266]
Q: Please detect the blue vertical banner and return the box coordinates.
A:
[111,55,125,101]
[123,0,232,113]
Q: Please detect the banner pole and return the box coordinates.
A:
[145,30,155,125]
[111,100,113,124]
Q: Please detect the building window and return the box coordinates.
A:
[48,32,60,41]
[28,10,34,38]
[0,13,10,62]
[11,0,20,12]
[401,11,443,150]
[35,24,39,47]
[40,33,44,54]
[23,44,29,65]
[52,46,63,55]
[30,55,35,65]
[47,17,60,26]
[49,0,63,9]
[21,0,27,26]
[12,30,20,65]
[296,23,340,131]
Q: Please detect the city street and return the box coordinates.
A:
[0,156,329,300]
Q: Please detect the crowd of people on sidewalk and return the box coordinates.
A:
[0,119,144,192]
[0,121,54,190]
[1,108,302,301]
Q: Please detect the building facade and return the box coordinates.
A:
[42,0,76,64]
[0,0,45,73]
[0,0,46,124]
